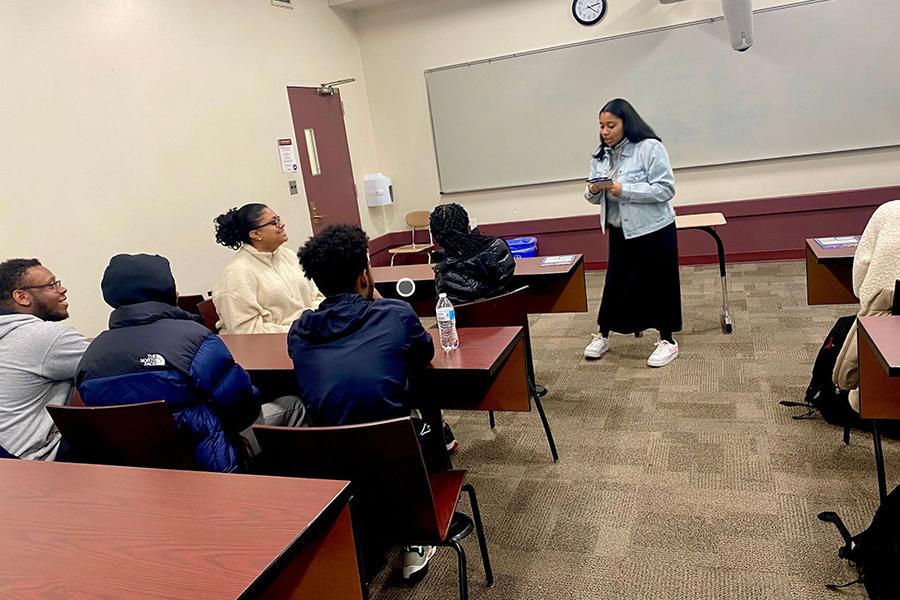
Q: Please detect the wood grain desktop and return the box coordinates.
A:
[372,254,588,316]
[0,460,362,600]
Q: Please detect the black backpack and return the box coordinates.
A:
[819,485,900,599]
[781,315,858,425]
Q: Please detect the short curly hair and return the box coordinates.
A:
[297,225,370,296]
[0,258,41,303]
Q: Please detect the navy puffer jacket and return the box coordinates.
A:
[76,255,260,472]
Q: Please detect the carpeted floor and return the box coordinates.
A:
[369,260,894,599]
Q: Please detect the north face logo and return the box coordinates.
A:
[139,353,166,367]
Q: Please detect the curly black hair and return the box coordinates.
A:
[213,203,268,250]
[297,225,370,296]
[0,258,41,303]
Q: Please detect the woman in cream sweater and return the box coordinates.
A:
[213,203,324,334]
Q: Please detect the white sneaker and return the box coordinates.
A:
[584,333,609,359]
[402,545,436,581]
[647,340,678,367]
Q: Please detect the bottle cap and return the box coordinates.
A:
[438,293,447,298]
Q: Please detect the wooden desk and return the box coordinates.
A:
[0,460,362,600]
[372,254,588,317]
[805,237,858,305]
[221,329,528,414]
[675,212,733,334]
[858,315,900,502]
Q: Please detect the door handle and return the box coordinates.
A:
[312,213,327,221]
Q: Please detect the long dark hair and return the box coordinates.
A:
[213,203,268,250]
[592,98,661,159]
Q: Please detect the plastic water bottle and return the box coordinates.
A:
[436,293,459,351]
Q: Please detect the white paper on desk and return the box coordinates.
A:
[540,255,577,267]
[815,236,860,249]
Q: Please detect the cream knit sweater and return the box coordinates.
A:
[212,244,324,334]
[853,199,900,310]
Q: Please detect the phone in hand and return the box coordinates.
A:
[587,177,611,183]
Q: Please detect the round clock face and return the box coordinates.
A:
[572,0,607,26]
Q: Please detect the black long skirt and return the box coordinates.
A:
[597,223,682,335]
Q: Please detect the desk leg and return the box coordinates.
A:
[700,226,733,334]
[873,420,888,504]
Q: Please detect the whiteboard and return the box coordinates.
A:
[425,0,900,193]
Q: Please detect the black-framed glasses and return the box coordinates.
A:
[251,216,283,230]
[17,280,63,292]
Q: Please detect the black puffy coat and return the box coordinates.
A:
[433,237,515,305]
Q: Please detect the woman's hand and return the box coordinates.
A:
[608,181,622,197]
[588,180,614,195]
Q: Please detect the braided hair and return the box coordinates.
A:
[429,203,492,259]
[213,203,268,250]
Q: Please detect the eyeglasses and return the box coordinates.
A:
[252,216,283,230]
[17,280,63,292]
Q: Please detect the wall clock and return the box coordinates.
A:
[572,0,607,26]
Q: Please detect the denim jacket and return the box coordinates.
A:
[584,138,676,239]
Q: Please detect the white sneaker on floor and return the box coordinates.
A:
[584,333,610,359]
[647,340,678,367]
[402,545,437,581]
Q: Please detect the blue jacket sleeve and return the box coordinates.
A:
[189,335,261,432]
[619,141,675,204]
[398,305,434,369]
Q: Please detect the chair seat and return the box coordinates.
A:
[429,469,467,541]
[388,243,435,255]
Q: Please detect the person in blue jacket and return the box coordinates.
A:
[76,254,261,472]
[582,98,682,368]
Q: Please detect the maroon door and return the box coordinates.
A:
[287,87,361,234]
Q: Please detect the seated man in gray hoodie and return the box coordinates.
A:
[0,259,89,460]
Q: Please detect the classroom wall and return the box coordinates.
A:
[0,1,380,335]
[351,0,900,231]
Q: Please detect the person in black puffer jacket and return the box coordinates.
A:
[429,203,515,305]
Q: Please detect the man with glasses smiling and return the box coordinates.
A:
[0,258,89,460]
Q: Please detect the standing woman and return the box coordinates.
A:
[582,99,682,367]
[213,204,324,334]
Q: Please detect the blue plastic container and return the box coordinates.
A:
[505,236,538,258]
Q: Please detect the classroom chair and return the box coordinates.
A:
[176,293,206,317]
[196,298,220,332]
[47,401,195,470]
[388,210,435,265]
[454,285,559,461]
[252,417,493,600]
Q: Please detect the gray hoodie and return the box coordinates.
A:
[0,313,89,460]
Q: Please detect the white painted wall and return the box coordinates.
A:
[0,1,379,335]
[351,0,900,230]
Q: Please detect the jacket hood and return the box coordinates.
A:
[292,293,370,343]
[0,313,41,340]
[102,254,177,309]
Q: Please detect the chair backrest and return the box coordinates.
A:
[176,294,205,316]
[47,401,195,470]
[406,210,433,245]
[454,286,534,374]
[253,418,440,543]
[196,299,220,332]
[893,280,900,316]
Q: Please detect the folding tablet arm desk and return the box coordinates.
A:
[675,212,733,334]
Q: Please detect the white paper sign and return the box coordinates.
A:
[277,138,299,174]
